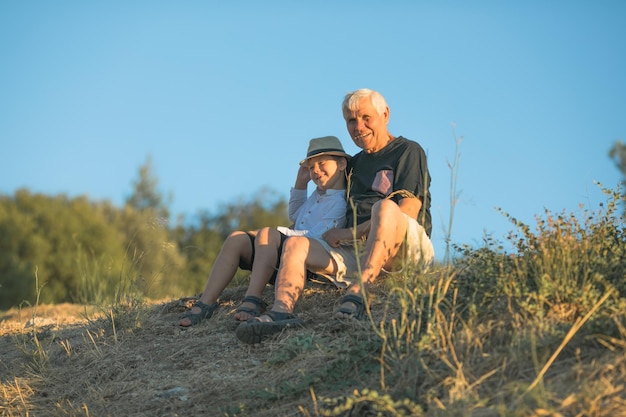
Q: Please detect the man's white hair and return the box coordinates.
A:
[342,89,388,117]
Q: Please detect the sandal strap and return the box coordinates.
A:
[193,300,219,319]
[235,310,304,344]
[341,294,364,306]
[338,294,366,320]
[235,296,267,315]
[179,300,219,327]
[265,310,298,322]
[240,295,267,310]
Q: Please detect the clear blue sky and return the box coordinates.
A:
[1,1,624,261]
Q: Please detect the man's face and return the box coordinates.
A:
[343,97,390,154]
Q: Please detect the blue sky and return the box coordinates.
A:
[1,1,624,261]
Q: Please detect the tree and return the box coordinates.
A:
[122,156,186,298]
[209,187,289,238]
[609,140,626,215]
[0,190,128,308]
[0,188,187,310]
[126,155,170,220]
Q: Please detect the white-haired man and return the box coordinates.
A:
[236,89,434,344]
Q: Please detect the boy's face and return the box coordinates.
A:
[307,155,346,191]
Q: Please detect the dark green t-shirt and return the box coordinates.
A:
[346,136,432,237]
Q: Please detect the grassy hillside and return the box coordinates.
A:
[1,186,625,416]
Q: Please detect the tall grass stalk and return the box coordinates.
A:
[14,268,52,375]
[376,124,466,399]
[444,122,463,266]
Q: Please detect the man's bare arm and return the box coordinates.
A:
[398,196,422,219]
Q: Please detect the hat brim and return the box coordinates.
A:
[300,151,352,165]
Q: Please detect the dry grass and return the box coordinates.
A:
[0,283,385,417]
[2,277,626,416]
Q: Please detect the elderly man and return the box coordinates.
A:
[236,88,434,344]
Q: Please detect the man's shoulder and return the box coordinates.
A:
[392,136,425,155]
[395,136,421,147]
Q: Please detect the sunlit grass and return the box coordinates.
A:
[2,145,625,415]
[316,180,626,413]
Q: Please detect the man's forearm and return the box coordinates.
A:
[354,220,371,240]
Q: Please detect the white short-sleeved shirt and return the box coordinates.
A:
[276,188,346,241]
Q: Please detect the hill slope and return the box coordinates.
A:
[2,280,626,417]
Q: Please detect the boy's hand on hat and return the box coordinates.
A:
[295,164,311,189]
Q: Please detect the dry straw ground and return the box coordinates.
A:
[2,277,626,417]
[0,283,387,417]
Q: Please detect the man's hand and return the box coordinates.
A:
[322,228,352,247]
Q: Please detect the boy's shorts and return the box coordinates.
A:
[239,231,288,285]
[317,213,434,288]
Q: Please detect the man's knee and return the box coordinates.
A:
[372,199,402,222]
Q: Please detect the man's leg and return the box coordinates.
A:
[338,199,408,317]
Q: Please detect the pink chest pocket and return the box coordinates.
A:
[372,169,394,195]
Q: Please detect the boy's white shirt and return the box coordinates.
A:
[277,188,346,240]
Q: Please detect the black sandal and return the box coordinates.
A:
[336,294,366,320]
[234,296,268,321]
[179,300,219,327]
[235,310,304,344]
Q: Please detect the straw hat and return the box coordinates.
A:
[300,136,351,165]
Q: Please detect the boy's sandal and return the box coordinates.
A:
[234,296,268,321]
[179,300,219,327]
[235,310,304,345]
[336,294,366,320]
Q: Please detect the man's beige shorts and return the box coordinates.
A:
[318,213,435,288]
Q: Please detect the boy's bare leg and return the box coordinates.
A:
[234,227,282,320]
[179,231,252,326]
